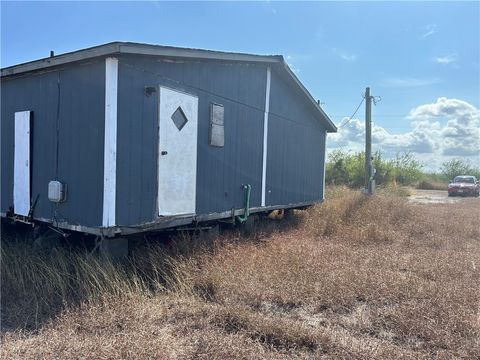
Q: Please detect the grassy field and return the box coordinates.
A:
[1,188,479,359]
[416,179,449,191]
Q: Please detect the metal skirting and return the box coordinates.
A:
[1,200,319,237]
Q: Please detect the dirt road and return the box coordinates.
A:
[409,189,477,204]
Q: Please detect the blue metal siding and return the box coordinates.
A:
[1,72,58,219]
[266,70,326,205]
[2,54,328,231]
[116,64,158,225]
[116,57,266,225]
[269,69,320,129]
[56,62,105,226]
[1,61,105,226]
[196,97,264,215]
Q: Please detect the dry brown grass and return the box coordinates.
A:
[1,187,479,359]
[417,179,448,191]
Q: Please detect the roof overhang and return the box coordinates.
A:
[1,42,281,77]
[1,42,337,132]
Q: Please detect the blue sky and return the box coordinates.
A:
[1,1,479,170]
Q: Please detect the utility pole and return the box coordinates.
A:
[365,87,374,195]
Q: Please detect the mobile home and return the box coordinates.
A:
[1,42,336,239]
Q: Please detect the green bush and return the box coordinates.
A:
[440,159,480,181]
[326,151,423,187]
[326,151,480,189]
[326,150,365,187]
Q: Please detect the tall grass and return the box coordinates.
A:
[0,224,279,331]
[2,188,479,359]
[1,242,149,329]
[416,178,448,190]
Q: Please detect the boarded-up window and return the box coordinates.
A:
[209,103,224,147]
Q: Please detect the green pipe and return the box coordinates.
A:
[236,184,251,223]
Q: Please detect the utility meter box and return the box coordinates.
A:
[48,181,66,202]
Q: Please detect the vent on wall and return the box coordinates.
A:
[209,103,224,147]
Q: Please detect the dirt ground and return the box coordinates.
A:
[2,188,479,359]
[409,189,478,204]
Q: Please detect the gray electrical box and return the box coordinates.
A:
[48,181,66,202]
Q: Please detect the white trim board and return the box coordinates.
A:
[102,57,118,227]
[261,67,271,207]
[14,111,31,216]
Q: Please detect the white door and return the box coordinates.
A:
[158,87,198,216]
[14,111,31,216]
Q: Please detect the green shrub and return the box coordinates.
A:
[326,151,423,187]
[440,159,480,181]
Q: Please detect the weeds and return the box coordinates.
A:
[416,179,447,191]
[1,242,149,329]
[1,188,479,359]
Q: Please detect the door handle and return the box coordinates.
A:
[161,151,168,156]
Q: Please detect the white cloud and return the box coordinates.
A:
[433,53,458,65]
[333,48,357,62]
[380,77,440,88]
[407,97,478,120]
[420,24,437,39]
[328,97,480,171]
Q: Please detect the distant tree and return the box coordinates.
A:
[441,159,480,181]
[326,150,364,187]
[326,150,424,188]
[388,152,423,185]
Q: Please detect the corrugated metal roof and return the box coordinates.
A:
[0,42,337,132]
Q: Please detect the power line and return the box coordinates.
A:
[338,95,365,128]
